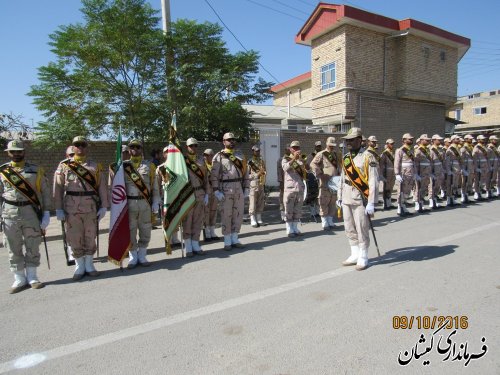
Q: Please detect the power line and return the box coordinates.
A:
[202,0,288,89]
[243,0,304,21]
[271,0,310,16]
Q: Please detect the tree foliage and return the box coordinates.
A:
[28,0,272,148]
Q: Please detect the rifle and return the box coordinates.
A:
[61,221,75,266]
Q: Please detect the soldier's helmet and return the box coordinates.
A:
[4,140,25,152]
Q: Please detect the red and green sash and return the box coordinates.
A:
[342,153,369,199]
[0,164,43,219]
[123,162,152,205]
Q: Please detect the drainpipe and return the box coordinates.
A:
[287,91,291,119]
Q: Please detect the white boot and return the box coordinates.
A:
[192,240,206,255]
[250,215,259,228]
[355,248,369,271]
[84,255,100,277]
[342,245,359,266]
[428,198,434,209]
[461,193,467,203]
[137,248,150,266]
[204,227,212,240]
[414,201,421,212]
[231,232,244,248]
[127,250,139,269]
[223,234,232,251]
[256,214,264,225]
[209,226,219,240]
[397,204,403,215]
[10,270,28,294]
[280,210,286,222]
[293,222,303,236]
[26,267,44,289]
[184,238,193,257]
[286,222,295,238]
[474,192,480,200]
[73,257,86,281]
[327,216,335,228]
[321,216,329,230]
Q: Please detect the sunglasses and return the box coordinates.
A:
[189,144,198,148]
[129,145,142,149]
[74,143,87,148]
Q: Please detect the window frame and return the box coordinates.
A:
[320,62,336,92]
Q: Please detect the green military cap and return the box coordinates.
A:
[72,136,88,146]
[4,140,25,151]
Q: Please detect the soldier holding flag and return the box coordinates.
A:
[0,140,52,293]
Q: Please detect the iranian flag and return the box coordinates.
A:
[108,129,131,265]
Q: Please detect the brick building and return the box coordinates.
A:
[448,89,500,136]
[271,3,471,144]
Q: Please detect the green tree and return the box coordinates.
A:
[29,0,272,148]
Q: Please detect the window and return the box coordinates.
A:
[320,63,336,91]
[474,93,480,98]
[467,95,474,99]
[455,109,462,121]
[440,51,446,61]
[490,91,496,96]
[473,107,487,115]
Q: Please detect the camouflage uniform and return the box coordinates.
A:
[310,138,340,230]
[338,128,379,271]
[379,142,396,209]
[472,137,490,200]
[1,140,52,292]
[394,138,415,215]
[203,149,219,241]
[109,152,159,268]
[428,137,446,208]
[445,137,463,206]
[460,138,475,202]
[413,139,432,211]
[211,133,250,250]
[487,137,499,197]
[248,150,266,227]
[282,141,306,237]
[54,137,109,280]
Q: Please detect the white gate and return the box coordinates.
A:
[259,129,280,187]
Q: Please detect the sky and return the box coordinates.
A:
[1,0,499,128]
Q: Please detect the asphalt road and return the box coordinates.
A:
[0,196,499,374]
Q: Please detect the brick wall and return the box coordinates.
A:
[273,81,312,107]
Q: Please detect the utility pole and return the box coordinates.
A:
[161,0,171,33]
[161,0,177,124]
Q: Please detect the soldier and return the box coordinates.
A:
[211,133,250,251]
[487,135,499,198]
[394,133,415,216]
[460,134,475,203]
[282,141,307,237]
[337,128,379,271]
[472,135,490,201]
[413,134,432,212]
[277,145,290,222]
[248,145,267,228]
[203,148,219,241]
[310,137,340,231]
[306,141,322,168]
[429,134,445,209]
[365,136,380,203]
[379,138,396,210]
[54,136,109,280]
[182,138,209,257]
[445,135,463,206]
[109,139,160,268]
[0,141,51,293]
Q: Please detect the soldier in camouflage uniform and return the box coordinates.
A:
[282,141,307,237]
[428,134,445,209]
[277,145,290,222]
[248,145,267,228]
[472,135,490,201]
[460,134,475,203]
[445,135,464,206]
[109,139,160,268]
[413,134,432,212]
[379,138,396,210]
[211,133,250,251]
[183,138,209,257]
[310,137,340,230]
[487,135,499,198]
[203,148,219,241]
[0,140,52,293]
[394,133,415,216]
[54,136,109,281]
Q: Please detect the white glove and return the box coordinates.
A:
[40,211,50,230]
[415,174,421,182]
[214,190,225,202]
[56,209,65,221]
[396,175,403,183]
[365,202,375,215]
[203,194,209,206]
[244,188,250,198]
[151,198,160,214]
[97,208,107,222]
[336,199,342,208]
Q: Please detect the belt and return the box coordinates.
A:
[419,163,430,166]
[66,191,96,196]
[193,186,204,191]
[402,162,414,167]
[433,162,442,165]
[222,178,242,183]
[3,199,32,207]
[127,195,144,200]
